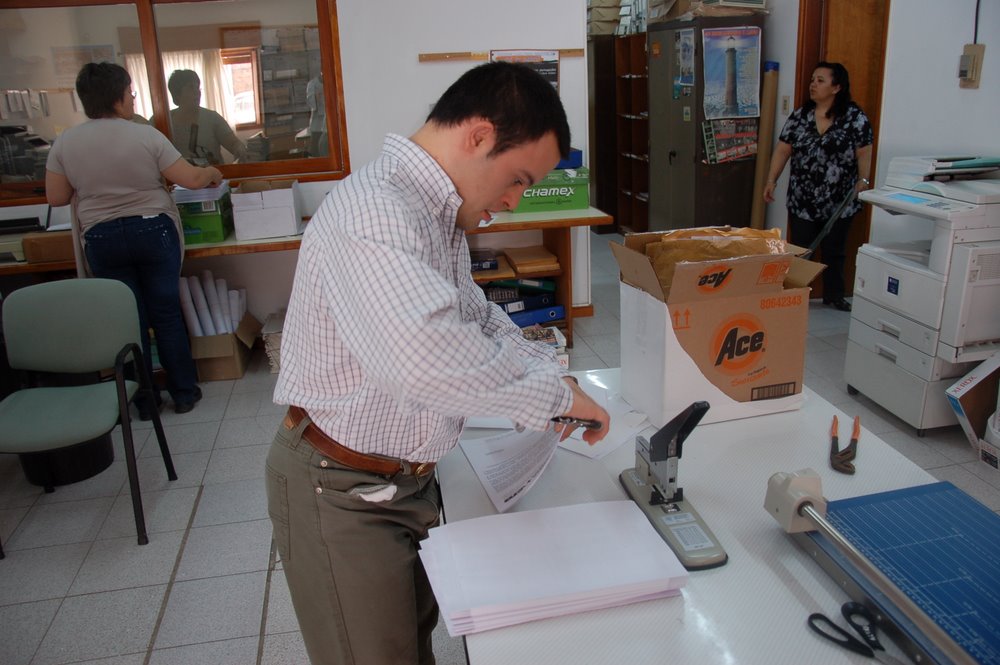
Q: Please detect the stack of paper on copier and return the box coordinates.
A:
[419,500,688,636]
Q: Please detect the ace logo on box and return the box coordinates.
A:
[697,265,733,291]
[713,314,766,374]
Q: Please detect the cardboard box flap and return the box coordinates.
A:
[667,254,790,302]
[947,353,1000,446]
[238,178,297,194]
[786,255,826,289]
[610,241,666,301]
[235,312,263,348]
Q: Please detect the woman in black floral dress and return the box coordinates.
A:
[763,62,873,312]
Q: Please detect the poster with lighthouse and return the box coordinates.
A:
[702,26,760,120]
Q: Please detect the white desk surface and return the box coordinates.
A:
[438,368,937,665]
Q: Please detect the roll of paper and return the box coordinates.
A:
[201,270,230,335]
[228,290,241,331]
[178,276,204,337]
[751,62,780,230]
[238,288,247,319]
[215,278,231,333]
[188,274,216,336]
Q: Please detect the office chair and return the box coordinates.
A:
[0,278,177,557]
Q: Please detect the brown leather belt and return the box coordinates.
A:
[285,406,435,477]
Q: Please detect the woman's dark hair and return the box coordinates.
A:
[75,62,131,119]
[805,61,852,119]
[167,69,200,104]
[427,61,570,159]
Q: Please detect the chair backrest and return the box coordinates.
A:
[3,278,141,374]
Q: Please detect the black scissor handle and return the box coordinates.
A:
[808,613,875,657]
[842,602,885,652]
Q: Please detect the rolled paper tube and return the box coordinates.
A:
[201,270,229,335]
[238,288,247,319]
[228,290,241,331]
[178,276,203,337]
[188,274,217,336]
[215,277,232,333]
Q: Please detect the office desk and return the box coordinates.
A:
[438,368,937,664]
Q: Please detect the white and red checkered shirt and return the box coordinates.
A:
[274,134,571,462]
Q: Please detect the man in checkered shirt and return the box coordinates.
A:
[267,62,610,665]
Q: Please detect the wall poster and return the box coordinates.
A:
[701,26,760,120]
[489,50,560,91]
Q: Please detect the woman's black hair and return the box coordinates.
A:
[804,61,852,119]
[75,62,131,119]
[427,61,570,159]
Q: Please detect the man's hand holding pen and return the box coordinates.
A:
[552,377,611,445]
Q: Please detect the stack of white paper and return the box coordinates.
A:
[420,500,688,636]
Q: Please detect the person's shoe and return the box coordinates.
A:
[173,386,203,414]
[823,297,852,312]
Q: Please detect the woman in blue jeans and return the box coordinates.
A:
[45,62,223,415]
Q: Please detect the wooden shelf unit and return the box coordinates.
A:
[467,207,612,346]
[614,33,649,234]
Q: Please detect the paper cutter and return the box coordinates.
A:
[795,482,1000,664]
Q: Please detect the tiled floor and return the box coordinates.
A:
[1,231,998,665]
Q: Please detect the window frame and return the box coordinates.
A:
[0,0,351,207]
[219,45,263,130]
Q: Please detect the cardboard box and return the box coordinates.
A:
[612,233,825,426]
[514,168,590,214]
[22,230,74,263]
[946,353,1000,477]
[649,0,691,23]
[231,179,304,241]
[176,190,234,245]
[190,312,262,381]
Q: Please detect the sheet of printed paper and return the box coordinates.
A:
[458,428,560,513]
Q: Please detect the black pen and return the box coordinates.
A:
[551,416,602,430]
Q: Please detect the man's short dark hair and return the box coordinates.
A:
[427,61,571,159]
[167,69,200,104]
[75,62,131,119]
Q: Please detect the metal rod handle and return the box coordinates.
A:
[800,502,977,665]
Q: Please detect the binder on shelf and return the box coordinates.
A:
[470,248,499,272]
[508,305,565,328]
[489,277,556,293]
[499,293,555,314]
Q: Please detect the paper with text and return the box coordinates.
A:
[458,428,560,512]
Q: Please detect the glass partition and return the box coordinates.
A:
[0,0,345,204]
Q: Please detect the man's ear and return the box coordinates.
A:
[466,119,496,156]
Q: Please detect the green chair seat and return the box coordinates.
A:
[0,381,138,451]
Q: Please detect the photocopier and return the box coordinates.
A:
[845,156,1000,433]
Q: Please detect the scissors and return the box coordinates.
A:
[830,414,861,474]
[808,602,908,664]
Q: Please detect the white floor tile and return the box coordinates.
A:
[174,519,272,581]
[264,569,299,635]
[7,497,113,550]
[33,585,167,665]
[0,599,61,665]
[140,421,219,458]
[154,571,265,650]
[202,444,271,485]
[192,477,269,527]
[0,542,90,605]
[99,486,198,540]
[70,531,185,595]
[148,636,258,665]
[260,631,309,665]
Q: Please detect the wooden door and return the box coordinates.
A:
[795,0,889,297]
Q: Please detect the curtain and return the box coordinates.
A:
[125,49,232,124]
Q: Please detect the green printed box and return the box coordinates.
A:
[177,192,234,245]
[514,167,590,213]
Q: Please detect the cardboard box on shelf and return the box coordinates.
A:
[190,312,262,381]
[514,168,590,214]
[611,232,824,426]
[231,179,304,241]
[21,230,74,263]
[946,353,1000,478]
[174,185,234,245]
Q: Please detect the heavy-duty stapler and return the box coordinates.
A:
[619,401,728,570]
